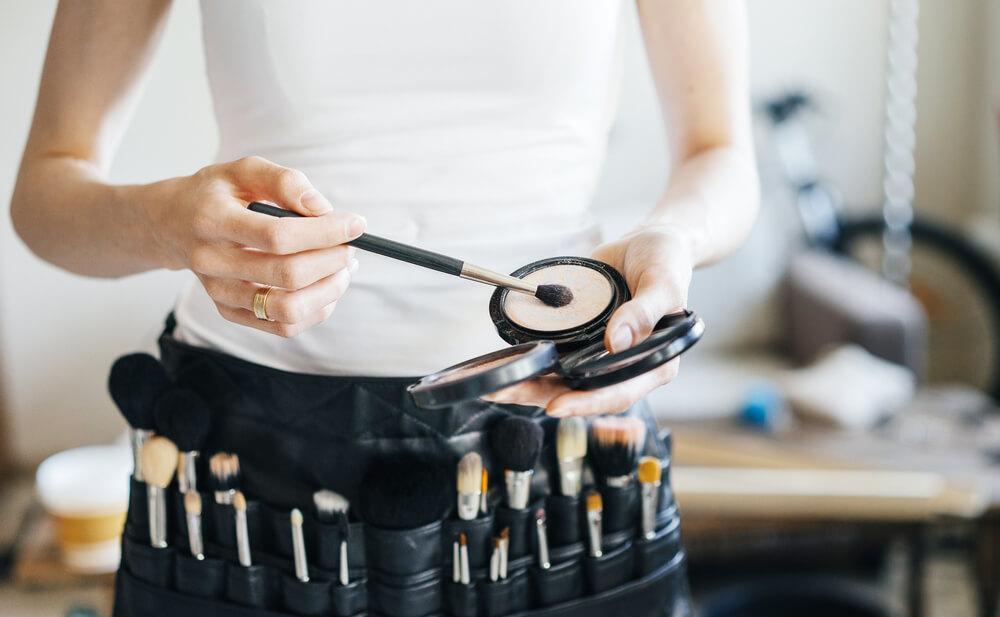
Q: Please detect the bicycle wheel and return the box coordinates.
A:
[833,216,1000,402]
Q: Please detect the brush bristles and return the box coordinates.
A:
[457,452,483,494]
[233,490,246,511]
[590,417,646,478]
[291,508,304,526]
[500,527,509,541]
[557,418,588,460]
[358,454,452,530]
[638,456,662,485]
[140,436,179,488]
[108,353,172,430]
[534,284,574,308]
[153,388,213,452]
[459,532,467,547]
[489,416,544,472]
[313,489,349,521]
[184,491,202,516]
[209,453,241,490]
[586,490,603,512]
[480,469,488,494]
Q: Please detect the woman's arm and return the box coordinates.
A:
[489,0,759,416]
[11,0,365,337]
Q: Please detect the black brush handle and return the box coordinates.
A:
[247,202,464,277]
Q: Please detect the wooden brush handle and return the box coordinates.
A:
[247,201,464,277]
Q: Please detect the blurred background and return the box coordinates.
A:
[0,1,998,616]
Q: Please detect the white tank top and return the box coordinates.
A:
[174,0,626,375]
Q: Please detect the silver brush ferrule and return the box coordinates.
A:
[457,491,481,521]
[215,490,234,505]
[147,486,167,548]
[604,474,633,489]
[558,457,584,497]
[587,509,603,558]
[178,451,199,494]
[186,511,204,560]
[640,480,661,540]
[460,264,536,295]
[131,429,153,482]
[504,469,533,510]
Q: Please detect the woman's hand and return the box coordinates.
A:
[150,156,366,337]
[484,227,694,416]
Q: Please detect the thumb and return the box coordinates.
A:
[228,156,332,216]
[604,272,684,353]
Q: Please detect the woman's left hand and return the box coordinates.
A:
[484,227,694,417]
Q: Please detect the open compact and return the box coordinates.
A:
[408,257,704,409]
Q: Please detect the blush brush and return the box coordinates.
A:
[154,388,212,494]
[109,353,172,482]
[247,202,573,308]
[489,415,544,510]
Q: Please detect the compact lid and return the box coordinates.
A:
[558,310,704,390]
[408,341,559,409]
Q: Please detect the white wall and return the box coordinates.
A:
[0,0,994,465]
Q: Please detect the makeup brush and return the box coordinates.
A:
[638,456,662,540]
[290,508,309,582]
[109,353,172,482]
[154,388,213,494]
[490,538,500,582]
[312,490,350,586]
[556,417,588,497]
[139,436,179,548]
[585,490,603,558]
[233,490,252,567]
[358,454,452,530]
[209,452,241,505]
[488,416,544,510]
[459,532,471,585]
[480,468,489,515]
[590,416,646,488]
[184,491,204,560]
[535,509,550,570]
[498,527,509,580]
[452,537,461,583]
[457,452,482,521]
[247,202,574,308]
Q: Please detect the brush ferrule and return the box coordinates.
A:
[504,469,533,510]
[236,509,252,567]
[604,474,633,489]
[291,520,309,582]
[186,511,204,560]
[147,485,167,548]
[536,518,550,570]
[131,429,153,482]
[178,451,199,494]
[457,491,481,521]
[587,509,603,558]
[640,480,661,540]
[215,490,234,505]
[558,457,584,497]
[460,264,536,295]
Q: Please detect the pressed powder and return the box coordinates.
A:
[503,265,614,332]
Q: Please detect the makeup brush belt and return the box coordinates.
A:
[113,314,693,617]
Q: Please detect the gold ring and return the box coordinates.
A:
[252,286,273,321]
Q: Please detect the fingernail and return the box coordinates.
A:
[348,216,366,238]
[611,326,633,352]
[349,258,360,273]
[300,189,332,214]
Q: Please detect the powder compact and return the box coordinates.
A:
[408,257,704,409]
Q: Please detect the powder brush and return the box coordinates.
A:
[638,456,662,540]
[556,417,588,497]
[154,388,213,494]
[488,416,544,510]
[109,353,172,482]
[590,416,646,488]
[233,491,252,567]
[184,491,204,560]
[247,202,573,308]
[456,452,483,521]
[209,452,241,505]
[585,490,603,558]
[140,436,179,548]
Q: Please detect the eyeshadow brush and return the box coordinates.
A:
[109,353,172,482]
[638,456,662,540]
[154,388,212,494]
[290,508,309,582]
[247,202,573,308]
[313,489,350,586]
[488,416,544,510]
[184,491,205,560]
[480,468,489,515]
[586,490,603,558]
[209,452,241,505]
[234,490,252,567]
[140,436,179,548]
[459,532,471,585]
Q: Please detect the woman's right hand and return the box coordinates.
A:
[150,156,366,337]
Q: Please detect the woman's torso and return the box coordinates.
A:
[175,0,626,375]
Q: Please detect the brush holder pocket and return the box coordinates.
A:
[443,514,495,570]
[280,575,332,617]
[597,484,639,535]
[173,553,226,599]
[530,555,584,608]
[126,476,149,541]
[225,563,281,610]
[634,515,681,578]
[444,580,478,617]
[480,568,530,617]
[365,520,442,578]
[330,577,368,617]
[492,506,533,560]
[210,499,267,553]
[545,495,584,547]
[368,571,442,617]
[584,541,634,595]
[123,536,174,589]
[308,517,367,574]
